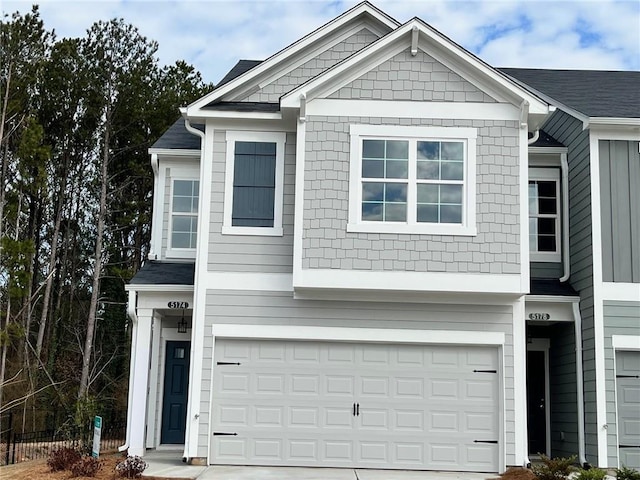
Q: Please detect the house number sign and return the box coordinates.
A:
[167,301,189,309]
[528,313,550,320]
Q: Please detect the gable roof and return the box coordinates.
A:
[150,118,203,151]
[501,68,640,119]
[184,2,399,116]
[217,60,261,87]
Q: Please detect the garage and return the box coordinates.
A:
[211,339,500,472]
[616,350,640,469]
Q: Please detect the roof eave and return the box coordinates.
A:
[148,148,201,156]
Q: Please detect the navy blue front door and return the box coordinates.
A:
[161,341,190,444]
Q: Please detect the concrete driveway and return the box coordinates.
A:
[142,451,496,480]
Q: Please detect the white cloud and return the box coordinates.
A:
[3,0,639,83]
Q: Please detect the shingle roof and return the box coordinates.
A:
[216,60,262,87]
[130,261,195,286]
[500,68,640,119]
[530,130,564,148]
[151,118,204,150]
[530,278,578,296]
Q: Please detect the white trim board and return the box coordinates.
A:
[612,335,640,350]
[294,269,525,294]
[205,272,293,292]
[211,324,505,345]
[601,283,640,302]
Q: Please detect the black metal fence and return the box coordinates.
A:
[1,412,125,466]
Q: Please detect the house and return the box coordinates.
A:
[123,2,640,473]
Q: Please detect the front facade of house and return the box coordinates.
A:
[124,3,640,473]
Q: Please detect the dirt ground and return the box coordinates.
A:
[0,452,177,480]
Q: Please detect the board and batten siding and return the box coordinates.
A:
[604,301,640,466]
[541,110,597,462]
[599,140,640,283]
[302,116,521,274]
[236,28,380,103]
[207,130,296,273]
[200,289,519,464]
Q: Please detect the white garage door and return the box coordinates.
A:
[616,350,640,469]
[211,339,500,472]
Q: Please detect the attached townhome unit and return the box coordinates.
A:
[123,2,640,473]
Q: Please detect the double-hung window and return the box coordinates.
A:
[349,125,477,235]
[529,168,560,262]
[170,179,199,249]
[223,131,286,236]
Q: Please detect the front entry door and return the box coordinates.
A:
[161,341,190,444]
[527,350,547,455]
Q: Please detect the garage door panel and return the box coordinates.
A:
[616,350,640,469]
[212,339,500,472]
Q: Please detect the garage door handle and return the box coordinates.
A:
[616,375,639,378]
[356,403,360,416]
[474,440,498,444]
[213,432,238,436]
[619,445,640,448]
[474,370,497,373]
[216,362,241,366]
[353,403,356,416]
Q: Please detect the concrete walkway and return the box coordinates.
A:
[142,451,495,480]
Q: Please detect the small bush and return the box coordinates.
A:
[616,466,640,480]
[115,455,148,478]
[531,454,578,480]
[47,447,82,472]
[575,468,607,480]
[496,466,537,479]
[69,456,104,477]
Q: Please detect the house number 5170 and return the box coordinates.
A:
[167,301,189,309]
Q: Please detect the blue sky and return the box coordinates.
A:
[3,0,639,84]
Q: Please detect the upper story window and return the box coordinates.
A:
[529,168,560,262]
[348,125,477,235]
[171,179,199,249]
[223,131,286,236]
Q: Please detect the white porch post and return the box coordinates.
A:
[128,307,153,457]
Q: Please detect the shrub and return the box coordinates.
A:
[69,456,104,477]
[531,454,578,480]
[47,447,82,472]
[575,468,607,480]
[496,466,537,479]
[115,455,149,478]
[616,466,640,480]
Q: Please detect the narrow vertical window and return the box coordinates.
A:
[528,168,560,261]
[171,179,199,249]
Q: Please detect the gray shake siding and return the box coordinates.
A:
[202,289,519,464]
[599,140,640,283]
[207,130,296,273]
[604,301,640,467]
[329,48,496,103]
[237,28,380,103]
[541,110,597,462]
[302,116,521,274]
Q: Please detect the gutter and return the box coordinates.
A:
[573,301,588,468]
[119,289,139,453]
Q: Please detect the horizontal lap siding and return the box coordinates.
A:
[207,131,296,273]
[550,323,579,458]
[531,262,563,279]
[604,301,640,466]
[161,173,170,258]
[202,289,519,465]
[541,111,596,462]
[303,116,521,274]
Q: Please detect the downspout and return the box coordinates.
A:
[180,116,205,463]
[148,154,159,260]
[573,301,588,467]
[527,130,540,145]
[119,289,139,452]
[559,153,571,282]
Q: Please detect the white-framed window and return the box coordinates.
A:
[223,131,286,236]
[169,178,199,251]
[529,167,561,262]
[348,124,477,235]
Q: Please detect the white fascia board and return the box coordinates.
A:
[587,117,640,127]
[184,110,283,121]
[282,18,549,116]
[185,3,399,112]
[306,99,520,121]
[205,272,293,291]
[526,295,580,303]
[612,335,640,350]
[148,148,201,157]
[125,284,194,293]
[212,324,506,346]
[528,147,568,155]
[294,269,525,295]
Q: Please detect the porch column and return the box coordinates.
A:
[128,307,153,457]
